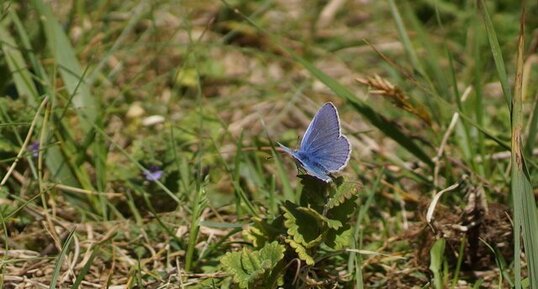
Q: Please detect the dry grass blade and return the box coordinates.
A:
[357,75,431,125]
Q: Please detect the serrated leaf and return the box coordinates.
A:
[220,241,285,289]
[259,242,285,269]
[243,216,285,248]
[325,218,343,230]
[325,179,359,229]
[325,192,358,250]
[325,226,353,250]
[285,238,315,265]
[283,201,324,248]
[326,180,360,209]
[244,225,266,249]
[221,251,263,288]
[326,194,358,224]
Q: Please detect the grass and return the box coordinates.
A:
[0,0,537,288]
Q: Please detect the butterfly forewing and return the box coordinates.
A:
[300,103,341,152]
[299,103,351,173]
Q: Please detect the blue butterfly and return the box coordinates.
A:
[279,102,351,182]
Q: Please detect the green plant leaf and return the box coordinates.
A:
[285,238,315,265]
[299,175,330,211]
[324,218,343,230]
[70,245,100,289]
[325,193,358,250]
[283,201,324,248]
[325,226,353,250]
[243,216,285,248]
[327,195,358,224]
[220,241,285,289]
[326,178,360,209]
[477,1,538,287]
[258,241,285,269]
[429,238,446,289]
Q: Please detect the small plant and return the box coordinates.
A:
[221,175,359,288]
[221,102,359,288]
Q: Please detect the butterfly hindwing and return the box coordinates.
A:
[308,134,350,172]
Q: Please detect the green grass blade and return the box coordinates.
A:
[232,133,247,215]
[524,97,538,157]
[0,19,39,105]
[0,207,8,289]
[478,0,512,109]
[9,10,46,85]
[31,0,97,131]
[185,185,207,272]
[429,238,446,289]
[271,147,295,202]
[386,0,421,72]
[93,112,108,219]
[208,133,258,215]
[451,237,466,289]
[402,1,449,101]
[349,168,383,288]
[456,110,510,151]
[70,245,100,289]
[511,5,538,288]
[49,229,76,289]
[471,14,486,176]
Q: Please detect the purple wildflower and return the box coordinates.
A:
[29,141,40,158]
[143,165,163,182]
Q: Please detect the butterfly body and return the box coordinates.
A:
[279,102,351,182]
[291,150,332,181]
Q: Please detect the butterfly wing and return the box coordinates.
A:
[308,134,351,172]
[300,103,339,151]
[300,103,351,173]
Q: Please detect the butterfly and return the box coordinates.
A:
[279,102,351,182]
